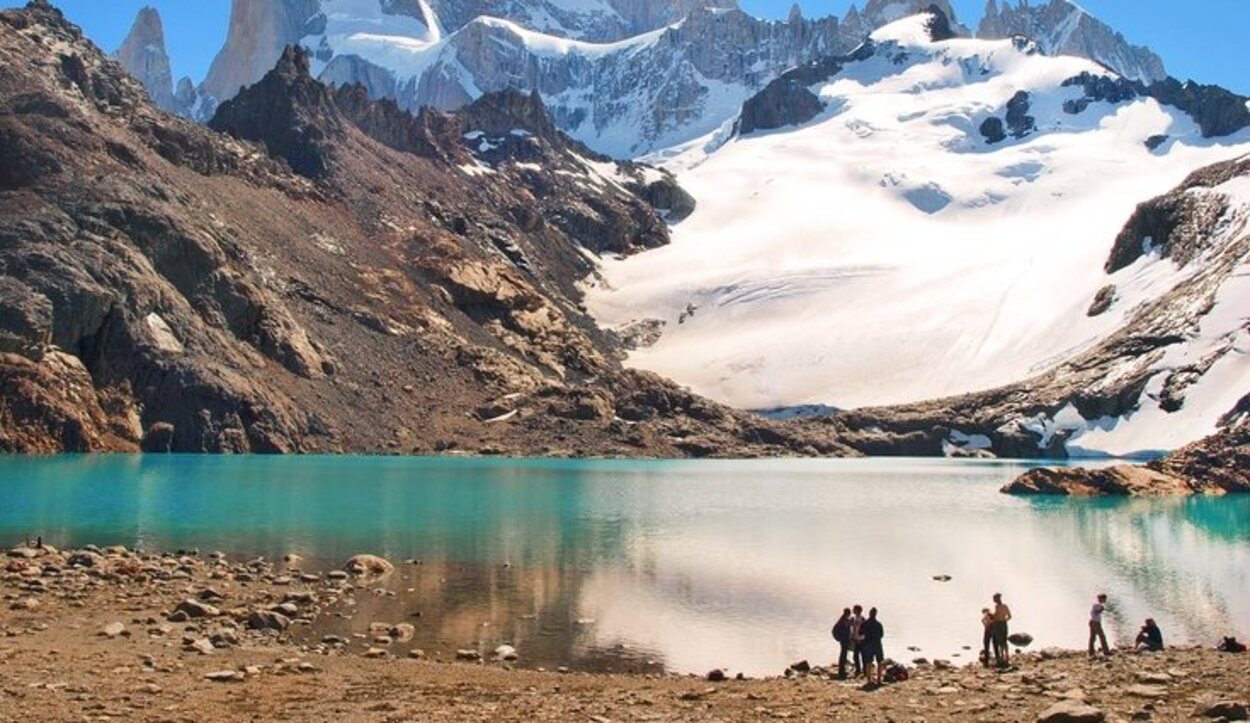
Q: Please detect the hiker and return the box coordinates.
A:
[991,593,1012,666]
[859,607,886,686]
[1134,618,1163,652]
[1089,593,1111,657]
[832,608,853,679]
[980,607,994,666]
[850,605,866,676]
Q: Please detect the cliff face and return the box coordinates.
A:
[0,3,851,458]
[113,6,176,112]
[201,0,320,103]
[978,0,1166,83]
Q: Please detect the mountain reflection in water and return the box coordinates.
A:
[0,455,1246,675]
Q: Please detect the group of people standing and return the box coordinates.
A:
[831,605,886,684]
[830,591,1171,684]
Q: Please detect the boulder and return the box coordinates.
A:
[1195,700,1249,721]
[174,599,220,619]
[247,610,291,631]
[1008,632,1034,647]
[494,644,518,661]
[343,554,394,580]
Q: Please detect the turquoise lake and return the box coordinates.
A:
[1,455,1247,675]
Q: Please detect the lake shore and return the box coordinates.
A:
[3,544,1248,722]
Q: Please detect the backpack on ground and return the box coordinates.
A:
[883,664,909,683]
[1217,636,1247,653]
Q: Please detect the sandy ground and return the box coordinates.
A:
[2,544,1248,722]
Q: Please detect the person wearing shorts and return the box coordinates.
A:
[860,607,886,686]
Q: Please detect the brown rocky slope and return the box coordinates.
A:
[0,0,853,458]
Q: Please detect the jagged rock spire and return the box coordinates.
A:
[115,6,176,112]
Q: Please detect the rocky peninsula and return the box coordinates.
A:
[1003,422,1250,497]
[3,543,1248,721]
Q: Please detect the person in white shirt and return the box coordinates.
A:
[1089,593,1111,657]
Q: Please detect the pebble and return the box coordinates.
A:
[100,622,126,639]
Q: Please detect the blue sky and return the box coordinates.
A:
[2,0,1246,93]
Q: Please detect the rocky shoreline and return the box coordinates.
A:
[1003,422,1250,497]
[3,543,1248,721]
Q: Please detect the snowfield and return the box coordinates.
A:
[586,14,1250,455]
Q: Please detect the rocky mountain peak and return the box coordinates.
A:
[859,0,961,31]
[460,89,557,140]
[114,6,176,112]
[208,45,344,178]
[977,0,1166,82]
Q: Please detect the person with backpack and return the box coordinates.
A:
[1089,593,1111,657]
[859,607,886,686]
[831,608,853,679]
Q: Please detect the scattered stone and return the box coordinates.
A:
[363,647,387,659]
[1009,633,1034,647]
[1125,684,1168,699]
[456,649,482,661]
[408,649,425,660]
[389,623,415,642]
[100,622,127,639]
[706,669,726,682]
[203,670,244,683]
[789,660,811,674]
[1036,700,1106,723]
[679,687,717,701]
[1135,672,1172,685]
[186,638,214,655]
[494,644,518,661]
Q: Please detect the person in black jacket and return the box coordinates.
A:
[1134,619,1164,652]
[860,607,886,686]
[831,608,853,679]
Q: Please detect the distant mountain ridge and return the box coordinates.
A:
[111,0,1186,158]
[977,0,1167,83]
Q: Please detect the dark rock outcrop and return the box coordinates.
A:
[1105,155,1250,272]
[1062,71,1250,139]
[979,116,1006,144]
[737,45,875,136]
[209,46,343,178]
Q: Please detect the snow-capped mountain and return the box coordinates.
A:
[113,6,176,113]
[977,0,1166,84]
[585,12,1250,456]
[133,0,1177,159]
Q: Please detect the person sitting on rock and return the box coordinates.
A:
[1134,618,1163,652]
